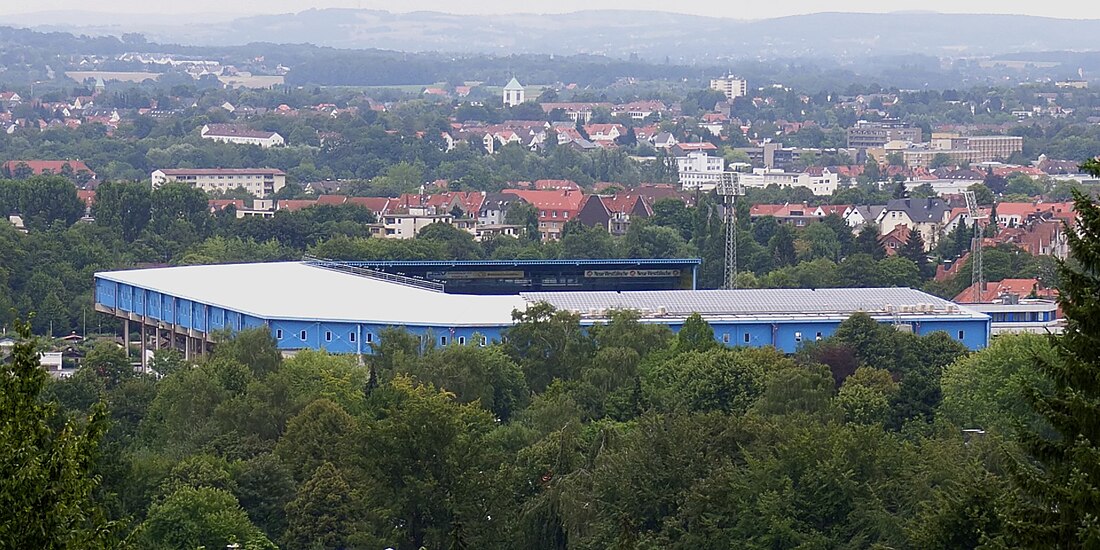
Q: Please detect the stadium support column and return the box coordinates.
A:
[123,319,129,361]
[140,321,147,373]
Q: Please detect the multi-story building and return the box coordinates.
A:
[738,168,839,196]
[963,135,1024,162]
[380,206,453,239]
[200,124,284,148]
[846,120,923,149]
[710,75,748,100]
[151,168,287,198]
[500,189,585,241]
[676,151,726,191]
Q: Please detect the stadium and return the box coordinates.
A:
[93,259,991,367]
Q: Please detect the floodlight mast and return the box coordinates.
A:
[962,190,987,295]
[717,171,745,289]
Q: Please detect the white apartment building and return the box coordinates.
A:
[738,168,839,196]
[709,75,748,100]
[201,124,285,148]
[381,206,453,239]
[151,168,287,198]
[677,151,726,191]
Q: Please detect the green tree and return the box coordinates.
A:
[141,486,276,549]
[0,320,118,548]
[1005,179,1100,546]
[853,222,886,260]
[274,398,355,481]
[354,377,497,548]
[899,229,930,279]
[940,334,1054,436]
[504,302,593,392]
[283,462,355,549]
[92,181,152,241]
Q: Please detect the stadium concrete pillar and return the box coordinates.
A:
[181,326,190,361]
[140,321,147,373]
[122,319,129,361]
[154,325,160,357]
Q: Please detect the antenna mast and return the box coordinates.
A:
[717,171,744,289]
[963,190,987,295]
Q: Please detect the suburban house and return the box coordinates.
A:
[501,188,586,241]
[876,198,951,250]
[151,168,287,198]
[576,194,653,235]
[583,123,626,142]
[478,192,527,226]
[200,124,285,148]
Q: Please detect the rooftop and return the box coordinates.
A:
[97,262,986,327]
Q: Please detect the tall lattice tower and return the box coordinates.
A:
[716,172,744,289]
[962,190,987,294]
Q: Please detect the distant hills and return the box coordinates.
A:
[8,9,1100,61]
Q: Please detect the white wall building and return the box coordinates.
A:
[152,168,287,198]
[738,168,839,196]
[381,207,453,239]
[710,75,748,100]
[677,151,726,191]
[201,124,285,148]
[503,77,525,107]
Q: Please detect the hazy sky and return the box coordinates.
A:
[5,0,1100,19]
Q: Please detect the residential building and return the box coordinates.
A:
[540,102,612,124]
[846,120,923,148]
[577,194,653,236]
[962,135,1024,162]
[876,198,951,250]
[478,192,526,226]
[151,168,287,198]
[502,77,525,107]
[501,189,585,241]
[710,75,748,100]
[738,168,839,196]
[676,151,725,191]
[200,124,284,147]
[381,206,453,239]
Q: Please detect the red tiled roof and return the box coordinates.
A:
[3,159,95,177]
[501,189,585,217]
[277,200,317,212]
[202,123,279,139]
[156,168,286,176]
[77,189,96,207]
[208,199,245,211]
[315,194,348,206]
[346,196,394,214]
[954,278,1057,303]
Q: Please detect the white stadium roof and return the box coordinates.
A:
[522,288,987,320]
[96,262,986,326]
[96,262,525,327]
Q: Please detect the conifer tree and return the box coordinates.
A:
[0,320,117,547]
[899,228,930,279]
[1007,164,1100,546]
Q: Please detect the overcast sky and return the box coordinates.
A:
[4,0,1099,19]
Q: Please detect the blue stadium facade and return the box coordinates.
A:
[93,260,991,365]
